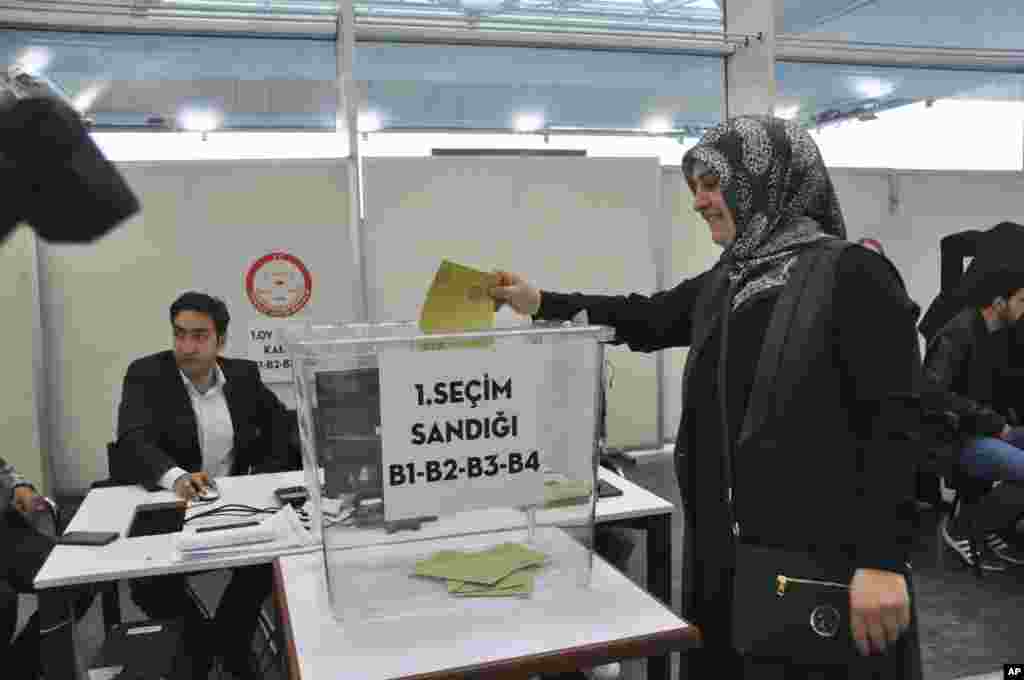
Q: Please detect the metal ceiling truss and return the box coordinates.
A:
[5,2,1023,69]
[0,0,723,24]
[778,34,1024,71]
[0,0,731,51]
[2,0,1022,136]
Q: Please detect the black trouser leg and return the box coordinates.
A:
[11,584,95,680]
[0,579,17,649]
[961,481,1024,535]
[2,510,97,680]
[130,574,213,678]
[215,563,274,671]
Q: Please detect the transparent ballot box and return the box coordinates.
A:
[286,321,613,622]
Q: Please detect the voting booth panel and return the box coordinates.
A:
[287,321,611,622]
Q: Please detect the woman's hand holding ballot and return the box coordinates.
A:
[489,270,542,316]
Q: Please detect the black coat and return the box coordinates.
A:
[538,243,923,678]
[923,308,1011,436]
[113,350,293,489]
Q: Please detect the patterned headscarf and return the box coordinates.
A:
[682,115,847,310]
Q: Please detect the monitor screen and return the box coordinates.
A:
[314,368,383,497]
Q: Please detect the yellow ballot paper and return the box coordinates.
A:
[419,260,497,334]
[413,542,548,586]
[448,566,539,597]
[543,478,594,508]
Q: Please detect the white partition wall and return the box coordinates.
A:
[363,156,662,450]
[0,226,48,494]
[830,168,1024,329]
[40,159,355,493]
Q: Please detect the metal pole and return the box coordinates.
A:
[337,0,369,322]
[722,0,776,118]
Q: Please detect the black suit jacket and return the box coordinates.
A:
[113,350,293,489]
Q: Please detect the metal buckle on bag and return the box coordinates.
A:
[775,574,847,638]
[810,605,841,638]
[776,575,849,596]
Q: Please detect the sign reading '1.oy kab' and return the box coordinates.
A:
[248,321,297,383]
[378,343,549,522]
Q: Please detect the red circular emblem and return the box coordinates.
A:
[246,252,312,317]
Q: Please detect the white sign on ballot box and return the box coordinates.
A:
[379,344,548,521]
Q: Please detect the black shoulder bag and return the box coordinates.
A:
[718,247,861,665]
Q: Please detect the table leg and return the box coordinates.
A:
[646,513,672,680]
[597,513,675,679]
[646,514,672,606]
[101,581,122,632]
[273,560,301,680]
[39,587,85,680]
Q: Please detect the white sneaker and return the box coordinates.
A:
[588,662,621,679]
[986,532,1024,566]
[941,515,1007,572]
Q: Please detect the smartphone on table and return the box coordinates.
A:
[58,531,120,546]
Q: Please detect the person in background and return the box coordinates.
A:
[491,116,923,678]
[1,457,97,680]
[924,252,1024,570]
[113,292,294,679]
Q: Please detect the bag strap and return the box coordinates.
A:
[717,275,741,540]
[717,239,852,543]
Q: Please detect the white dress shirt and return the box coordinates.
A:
[159,363,235,490]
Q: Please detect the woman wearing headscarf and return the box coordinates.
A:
[490,116,923,678]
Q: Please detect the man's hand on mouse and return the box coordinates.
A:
[173,471,212,501]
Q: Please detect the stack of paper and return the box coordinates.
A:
[413,542,548,598]
[175,504,315,560]
[543,478,594,508]
[447,566,541,597]
[419,260,497,340]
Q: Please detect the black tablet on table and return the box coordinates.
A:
[127,500,186,537]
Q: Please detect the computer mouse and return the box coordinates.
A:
[195,486,220,502]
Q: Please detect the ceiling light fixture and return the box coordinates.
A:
[178,109,221,139]
[358,111,382,132]
[15,47,52,75]
[514,113,544,132]
[854,78,895,100]
[644,117,672,134]
[774,105,799,120]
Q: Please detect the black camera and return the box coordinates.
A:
[1,66,139,245]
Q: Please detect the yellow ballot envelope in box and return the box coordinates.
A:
[419,260,497,347]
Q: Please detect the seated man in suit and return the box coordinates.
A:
[1,457,96,680]
[114,291,293,679]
